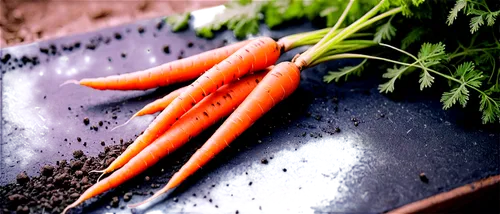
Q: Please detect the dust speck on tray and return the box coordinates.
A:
[83,117,90,125]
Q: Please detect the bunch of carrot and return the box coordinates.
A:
[62,1,401,212]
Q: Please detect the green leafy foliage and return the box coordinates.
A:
[417,42,446,67]
[324,59,367,83]
[446,0,500,33]
[373,16,396,43]
[479,93,500,124]
[401,27,425,49]
[446,0,467,25]
[166,12,191,32]
[195,2,264,39]
[441,62,482,109]
[379,65,411,93]
[195,0,385,39]
[441,84,470,108]
[190,0,500,123]
[378,42,446,93]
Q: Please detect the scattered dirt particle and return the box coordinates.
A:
[123,192,133,202]
[173,197,178,202]
[114,33,122,40]
[261,159,268,164]
[335,127,341,133]
[70,160,83,170]
[99,121,103,126]
[138,27,145,34]
[16,172,29,185]
[121,53,127,58]
[282,168,287,172]
[101,141,106,146]
[187,42,194,48]
[73,150,84,158]
[40,165,54,176]
[163,45,170,54]
[83,117,90,125]
[249,182,253,186]
[419,172,429,183]
[110,196,119,207]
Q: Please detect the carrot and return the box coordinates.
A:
[61,70,270,214]
[110,86,188,132]
[129,61,301,208]
[125,37,280,168]
[103,37,279,176]
[61,40,251,90]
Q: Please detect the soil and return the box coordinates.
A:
[0,0,225,48]
[0,141,133,213]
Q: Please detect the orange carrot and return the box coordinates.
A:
[127,37,280,168]
[130,61,301,207]
[61,70,270,214]
[110,86,188,132]
[62,40,251,90]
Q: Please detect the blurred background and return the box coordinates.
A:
[0,0,226,47]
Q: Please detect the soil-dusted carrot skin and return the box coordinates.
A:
[131,37,280,163]
[61,71,270,214]
[133,62,300,207]
[76,40,251,90]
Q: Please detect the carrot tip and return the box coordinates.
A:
[89,169,105,174]
[62,199,81,214]
[96,172,106,183]
[110,115,136,132]
[127,187,175,209]
[60,79,80,87]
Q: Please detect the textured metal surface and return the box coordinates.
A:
[1,7,499,214]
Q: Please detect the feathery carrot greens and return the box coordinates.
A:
[199,0,499,124]
[320,0,500,124]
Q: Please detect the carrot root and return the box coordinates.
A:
[89,170,107,182]
[60,79,79,87]
[61,199,82,214]
[127,187,176,209]
[110,114,137,132]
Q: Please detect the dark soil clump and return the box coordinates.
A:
[0,141,132,213]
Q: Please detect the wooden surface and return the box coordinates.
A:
[0,0,225,48]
